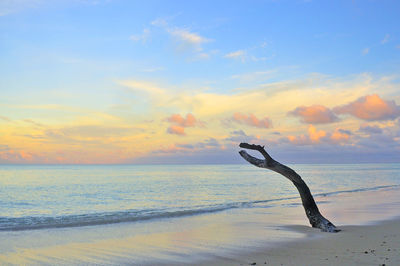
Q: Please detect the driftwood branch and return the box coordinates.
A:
[239,142,339,233]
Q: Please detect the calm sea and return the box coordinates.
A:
[1,164,399,231]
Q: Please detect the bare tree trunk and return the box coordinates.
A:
[239,143,339,233]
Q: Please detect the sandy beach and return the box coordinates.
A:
[1,217,399,265]
[204,218,400,266]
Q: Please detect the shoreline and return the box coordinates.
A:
[201,217,400,266]
[1,185,399,265]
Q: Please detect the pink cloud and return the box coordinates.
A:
[167,125,186,135]
[333,94,400,121]
[166,113,200,136]
[289,105,338,124]
[0,149,35,163]
[167,113,197,127]
[233,113,272,128]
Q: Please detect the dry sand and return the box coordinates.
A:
[202,218,400,266]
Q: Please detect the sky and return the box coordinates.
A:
[1,0,400,164]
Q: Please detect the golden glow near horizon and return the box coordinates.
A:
[1,74,399,164]
[1,1,400,164]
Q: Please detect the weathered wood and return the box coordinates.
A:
[239,143,340,233]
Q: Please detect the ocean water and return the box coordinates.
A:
[1,164,400,264]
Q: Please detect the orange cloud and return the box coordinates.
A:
[167,125,186,135]
[233,113,272,128]
[287,125,326,144]
[308,125,326,142]
[333,94,400,121]
[287,125,352,145]
[330,128,351,143]
[289,105,338,124]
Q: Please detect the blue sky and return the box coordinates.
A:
[1,0,400,164]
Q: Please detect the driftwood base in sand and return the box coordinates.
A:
[239,143,339,233]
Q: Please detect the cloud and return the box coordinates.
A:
[307,124,327,142]
[333,94,400,121]
[354,124,400,158]
[167,125,185,135]
[155,138,223,154]
[129,138,239,164]
[330,128,351,143]
[4,73,399,164]
[166,113,199,135]
[183,138,221,149]
[168,28,210,46]
[360,34,389,55]
[224,50,247,61]
[287,125,351,145]
[224,130,259,143]
[286,134,310,145]
[167,28,211,58]
[223,49,268,63]
[289,105,339,124]
[224,41,271,63]
[167,113,197,127]
[359,124,383,134]
[0,148,35,163]
[232,113,272,128]
[150,17,211,57]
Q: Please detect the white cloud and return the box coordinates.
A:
[224,46,270,63]
[224,50,246,60]
[168,28,210,46]
[150,17,212,58]
[362,47,370,55]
